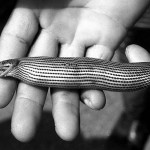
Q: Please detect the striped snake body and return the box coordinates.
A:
[0,57,150,91]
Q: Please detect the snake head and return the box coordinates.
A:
[0,59,19,77]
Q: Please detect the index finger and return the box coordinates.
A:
[0,6,38,107]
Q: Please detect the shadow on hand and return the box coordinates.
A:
[0,110,149,150]
[0,111,106,150]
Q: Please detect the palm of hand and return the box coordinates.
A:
[0,0,148,142]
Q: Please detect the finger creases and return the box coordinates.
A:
[0,7,38,108]
[11,83,47,142]
[0,8,39,59]
[11,96,42,142]
[52,89,80,141]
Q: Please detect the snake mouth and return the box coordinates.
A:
[0,59,19,77]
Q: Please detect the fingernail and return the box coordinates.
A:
[84,98,95,109]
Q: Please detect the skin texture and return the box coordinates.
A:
[0,0,149,142]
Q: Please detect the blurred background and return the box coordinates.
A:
[0,1,150,150]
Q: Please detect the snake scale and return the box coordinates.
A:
[0,56,150,92]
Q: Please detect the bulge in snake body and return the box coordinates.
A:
[4,57,150,91]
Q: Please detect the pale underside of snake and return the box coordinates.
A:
[0,56,150,92]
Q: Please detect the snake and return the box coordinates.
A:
[0,56,150,92]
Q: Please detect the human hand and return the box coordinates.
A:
[126,45,150,63]
[0,0,149,142]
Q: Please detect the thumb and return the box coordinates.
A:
[125,44,150,63]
